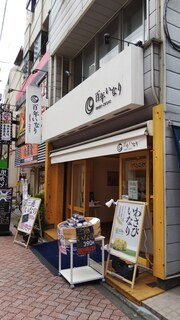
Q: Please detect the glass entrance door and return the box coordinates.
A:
[120,150,152,202]
[65,160,89,218]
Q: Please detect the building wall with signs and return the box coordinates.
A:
[41,0,180,281]
[6,0,179,283]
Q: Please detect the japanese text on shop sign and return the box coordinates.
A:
[125,206,141,237]
[110,200,145,263]
[76,225,96,255]
[85,82,122,115]
[0,112,12,142]
[95,82,121,109]
[26,86,42,144]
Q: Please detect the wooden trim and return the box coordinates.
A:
[44,142,54,224]
[119,149,152,268]
[119,150,149,199]
[153,104,165,279]
[70,160,86,217]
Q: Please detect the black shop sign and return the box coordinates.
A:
[76,225,96,255]
[0,188,13,235]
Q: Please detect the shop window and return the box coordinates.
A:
[26,0,36,12]
[82,39,95,79]
[73,163,85,209]
[23,50,33,79]
[121,155,147,202]
[74,53,82,87]
[62,58,70,97]
[99,16,119,68]
[72,0,146,89]
[33,31,48,63]
[123,0,146,47]
[38,168,45,193]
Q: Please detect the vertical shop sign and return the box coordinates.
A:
[0,169,8,187]
[0,111,12,142]
[0,188,13,235]
[26,86,42,144]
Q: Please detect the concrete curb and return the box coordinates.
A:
[96,282,161,320]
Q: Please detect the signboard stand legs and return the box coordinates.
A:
[105,200,147,289]
[14,197,42,249]
[105,256,139,289]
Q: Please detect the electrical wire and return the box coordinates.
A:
[143,228,153,267]
[0,0,8,42]
[163,0,180,52]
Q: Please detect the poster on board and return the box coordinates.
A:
[109,200,146,263]
[17,197,41,234]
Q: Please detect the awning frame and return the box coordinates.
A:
[50,121,153,164]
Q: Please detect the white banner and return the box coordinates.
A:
[25,86,42,144]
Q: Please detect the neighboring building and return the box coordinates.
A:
[6,0,180,296]
[3,48,25,196]
[4,0,50,197]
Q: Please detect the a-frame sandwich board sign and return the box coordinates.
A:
[105,200,146,289]
[14,197,42,249]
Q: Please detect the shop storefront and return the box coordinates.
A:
[41,45,167,300]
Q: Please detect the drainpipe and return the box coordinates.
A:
[150,40,160,105]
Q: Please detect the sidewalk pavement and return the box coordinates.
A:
[0,220,179,320]
[142,285,180,320]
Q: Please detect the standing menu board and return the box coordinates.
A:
[17,197,41,234]
[14,197,42,248]
[0,188,13,235]
[109,200,146,263]
[106,200,146,288]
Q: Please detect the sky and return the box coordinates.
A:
[0,0,26,100]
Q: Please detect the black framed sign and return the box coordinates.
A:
[0,188,13,235]
[0,169,8,188]
[76,225,96,255]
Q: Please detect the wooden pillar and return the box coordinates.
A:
[44,142,64,227]
[153,104,165,279]
[44,142,53,224]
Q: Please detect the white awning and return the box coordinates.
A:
[50,127,149,164]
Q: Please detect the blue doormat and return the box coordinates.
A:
[31,240,108,276]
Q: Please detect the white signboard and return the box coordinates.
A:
[26,86,42,144]
[42,46,144,142]
[17,197,41,234]
[128,180,138,200]
[0,111,12,142]
[109,200,146,263]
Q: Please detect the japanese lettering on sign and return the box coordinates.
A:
[76,225,96,255]
[0,169,8,188]
[0,111,12,142]
[26,86,42,144]
[17,197,41,234]
[109,200,146,263]
[85,82,122,115]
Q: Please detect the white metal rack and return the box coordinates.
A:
[58,235,105,288]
